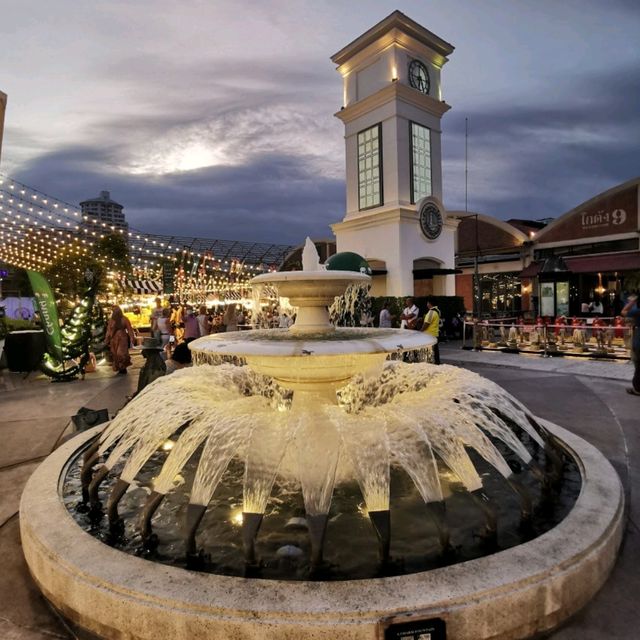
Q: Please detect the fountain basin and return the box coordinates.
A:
[190,328,435,390]
[20,420,623,640]
[251,270,371,334]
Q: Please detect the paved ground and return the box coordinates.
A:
[0,343,637,639]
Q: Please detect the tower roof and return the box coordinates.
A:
[331,10,454,67]
[80,190,123,208]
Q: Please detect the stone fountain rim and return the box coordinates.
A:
[189,326,436,357]
[250,269,372,285]
[20,418,623,639]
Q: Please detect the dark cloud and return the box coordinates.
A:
[442,64,640,219]
[4,2,639,244]
[13,146,345,245]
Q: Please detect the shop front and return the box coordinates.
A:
[520,179,640,318]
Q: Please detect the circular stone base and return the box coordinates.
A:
[20,421,623,640]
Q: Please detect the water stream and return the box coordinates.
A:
[65,361,579,580]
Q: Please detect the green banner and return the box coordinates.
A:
[26,270,64,361]
[162,262,174,294]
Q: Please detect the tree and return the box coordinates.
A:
[95,233,131,275]
[44,254,104,300]
[44,233,131,299]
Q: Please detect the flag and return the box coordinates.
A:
[26,270,64,361]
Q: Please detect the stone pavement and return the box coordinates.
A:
[0,344,638,639]
[0,356,140,640]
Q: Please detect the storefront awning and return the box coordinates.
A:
[520,252,640,278]
[564,252,640,274]
[413,268,462,278]
[519,262,542,278]
[120,279,162,294]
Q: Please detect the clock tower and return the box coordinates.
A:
[330,12,459,297]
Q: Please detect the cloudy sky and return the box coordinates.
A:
[1,0,639,244]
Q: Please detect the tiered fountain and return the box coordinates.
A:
[20,241,623,640]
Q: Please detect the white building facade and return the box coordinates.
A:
[331,11,459,298]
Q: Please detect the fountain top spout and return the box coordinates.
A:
[249,244,371,335]
[301,237,320,272]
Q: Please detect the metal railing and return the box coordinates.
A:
[462,319,633,360]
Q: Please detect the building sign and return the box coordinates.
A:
[383,617,446,640]
[536,186,637,244]
[162,262,175,295]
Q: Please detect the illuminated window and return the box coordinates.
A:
[410,122,432,203]
[357,124,382,210]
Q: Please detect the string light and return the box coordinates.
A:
[0,173,292,294]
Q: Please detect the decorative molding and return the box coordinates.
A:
[335,82,450,124]
[331,10,454,67]
[332,206,419,234]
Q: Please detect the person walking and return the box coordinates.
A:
[105,305,135,375]
[183,306,199,342]
[224,304,238,332]
[157,307,173,350]
[150,297,163,340]
[622,294,640,396]
[196,305,211,337]
[423,297,441,365]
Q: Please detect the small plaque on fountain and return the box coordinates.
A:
[382,616,446,640]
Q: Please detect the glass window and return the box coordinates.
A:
[540,283,555,317]
[556,282,570,316]
[478,273,522,316]
[410,122,432,203]
[357,124,382,210]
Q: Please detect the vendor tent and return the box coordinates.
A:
[120,279,162,295]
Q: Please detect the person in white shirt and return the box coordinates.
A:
[379,303,394,328]
[589,299,604,315]
[223,305,238,332]
[196,305,210,337]
[399,297,419,329]
[278,312,291,328]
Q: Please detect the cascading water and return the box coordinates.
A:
[68,240,579,580]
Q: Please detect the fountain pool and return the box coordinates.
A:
[20,243,624,639]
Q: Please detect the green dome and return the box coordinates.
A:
[325,252,372,275]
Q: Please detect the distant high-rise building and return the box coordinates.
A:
[80,190,129,238]
[0,90,7,164]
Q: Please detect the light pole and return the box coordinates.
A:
[473,213,480,319]
[465,118,481,319]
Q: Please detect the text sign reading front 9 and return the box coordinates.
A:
[536,185,637,244]
[581,208,626,230]
[384,617,446,640]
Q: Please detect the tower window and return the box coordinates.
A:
[410,122,432,203]
[357,124,382,210]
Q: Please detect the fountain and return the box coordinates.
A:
[20,240,623,639]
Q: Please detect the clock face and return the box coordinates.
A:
[408,59,430,95]
[419,201,443,240]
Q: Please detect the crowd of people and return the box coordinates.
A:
[105,299,295,378]
[148,299,250,344]
[103,292,639,397]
